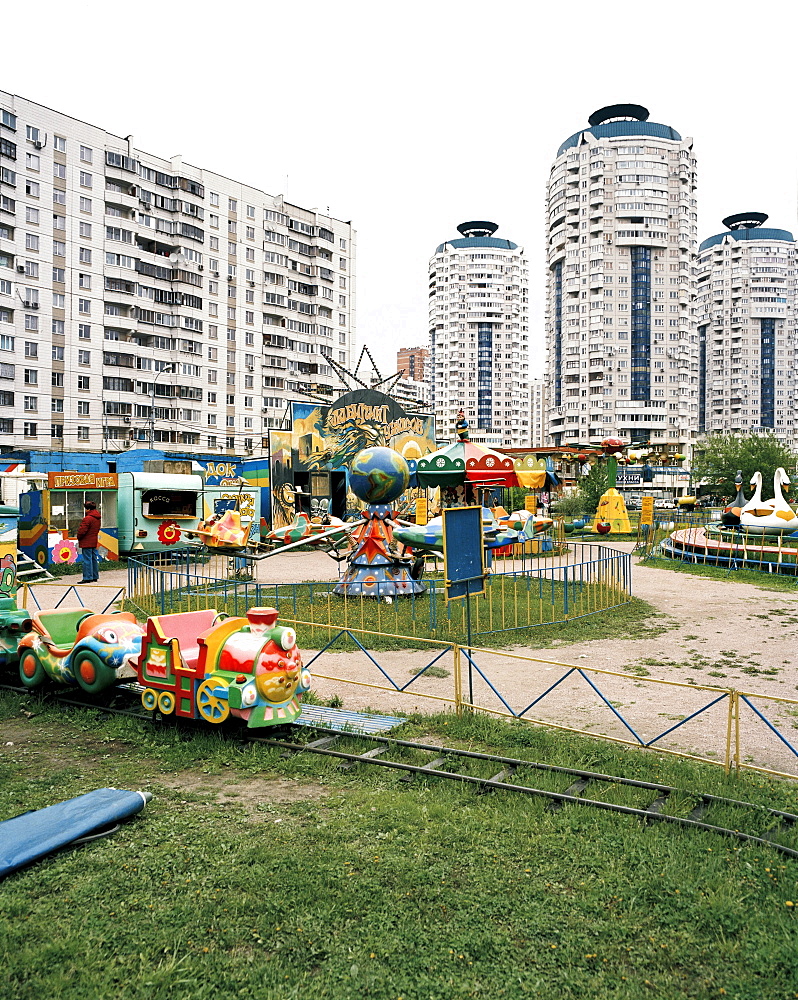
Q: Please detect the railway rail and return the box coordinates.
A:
[2,682,797,861]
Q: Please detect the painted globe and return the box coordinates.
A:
[349,447,409,505]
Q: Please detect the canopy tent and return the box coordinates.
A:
[513,455,560,490]
[416,441,518,488]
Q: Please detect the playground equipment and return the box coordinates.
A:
[591,438,632,534]
[12,605,311,729]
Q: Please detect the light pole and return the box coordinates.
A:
[148,364,177,449]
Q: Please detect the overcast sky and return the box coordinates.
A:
[4,1,797,380]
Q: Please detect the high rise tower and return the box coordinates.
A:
[696,213,796,445]
[429,222,529,446]
[544,105,698,453]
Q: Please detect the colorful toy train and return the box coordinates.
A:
[9,605,310,729]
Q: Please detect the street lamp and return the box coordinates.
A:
[148,363,177,449]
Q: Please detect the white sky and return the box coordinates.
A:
[4,1,797,380]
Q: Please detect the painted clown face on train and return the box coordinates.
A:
[254,625,303,703]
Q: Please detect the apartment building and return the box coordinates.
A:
[396,345,428,383]
[695,213,796,445]
[429,221,529,446]
[0,92,356,463]
[544,104,698,454]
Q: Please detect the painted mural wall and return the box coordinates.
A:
[268,390,435,528]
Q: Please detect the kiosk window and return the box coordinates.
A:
[141,490,197,518]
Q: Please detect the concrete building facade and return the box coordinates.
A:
[429,221,529,447]
[544,105,698,454]
[695,213,796,445]
[0,92,356,461]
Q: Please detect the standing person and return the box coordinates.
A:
[76,501,102,584]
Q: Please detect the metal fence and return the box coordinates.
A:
[126,542,632,645]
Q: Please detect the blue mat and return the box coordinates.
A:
[294,705,405,734]
[0,788,151,878]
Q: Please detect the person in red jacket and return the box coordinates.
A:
[76,501,102,583]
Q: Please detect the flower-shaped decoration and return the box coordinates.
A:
[436,457,446,468]
[52,538,79,564]
[485,456,495,467]
[157,521,182,546]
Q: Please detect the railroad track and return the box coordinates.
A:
[3,682,797,860]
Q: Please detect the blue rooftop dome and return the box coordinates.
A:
[557,104,682,156]
[699,212,794,252]
[435,221,518,254]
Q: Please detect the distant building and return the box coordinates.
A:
[396,345,428,383]
[544,104,697,454]
[429,221,529,446]
[0,90,356,463]
[696,213,796,445]
[529,378,549,447]
[392,375,430,411]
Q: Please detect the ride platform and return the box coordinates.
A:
[292,705,406,734]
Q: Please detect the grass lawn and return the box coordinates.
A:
[1,692,797,999]
[643,555,798,594]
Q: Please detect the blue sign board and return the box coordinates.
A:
[442,506,485,601]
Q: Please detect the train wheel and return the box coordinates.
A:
[157,690,176,715]
[196,677,230,724]
[73,651,114,696]
[19,650,46,689]
[141,688,158,712]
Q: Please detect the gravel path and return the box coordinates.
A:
[38,546,798,776]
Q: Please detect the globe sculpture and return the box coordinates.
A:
[349,447,409,506]
[334,447,425,599]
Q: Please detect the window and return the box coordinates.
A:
[23,421,37,437]
[339,238,347,249]
[51,423,63,438]
[79,196,92,213]
[24,369,37,385]
[25,341,38,359]
[52,345,64,360]
[53,162,66,179]
[228,198,237,212]
[24,260,38,277]
[78,350,90,365]
[25,181,39,198]
[52,319,64,335]
[0,336,13,350]
[25,206,39,224]
[77,426,89,440]
[53,214,66,231]
[77,375,90,390]
[79,223,92,240]
[53,136,66,152]
[51,372,63,387]
[79,171,92,188]
[209,192,219,207]
[77,400,90,415]
[79,145,93,163]
[25,233,39,251]
[79,273,91,289]
[24,314,38,331]
[26,153,40,171]
[23,395,37,411]
[53,241,66,257]
[53,266,65,282]
[51,399,63,412]
[52,189,65,206]
[79,299,91,314]
[78,323,90,339]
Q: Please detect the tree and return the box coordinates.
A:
[691,433,798,501]
[576,462,609,516]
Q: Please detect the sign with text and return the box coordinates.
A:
[443,505,485,601]
[616,473,642,485]
[640,497,655,526]
[524,495,537,513]
[47,472,118,490]
[415,497,428,526]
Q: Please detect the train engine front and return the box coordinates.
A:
[196,607,311,727]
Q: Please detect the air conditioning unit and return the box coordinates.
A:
[227,274,234,281]
[124,416,131,423]
[212,271,219,277]
[16,265,25,273]
[197,265,204,271]
[34,141,43,150]
[248,280,255,287]
[31,302,39,309]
